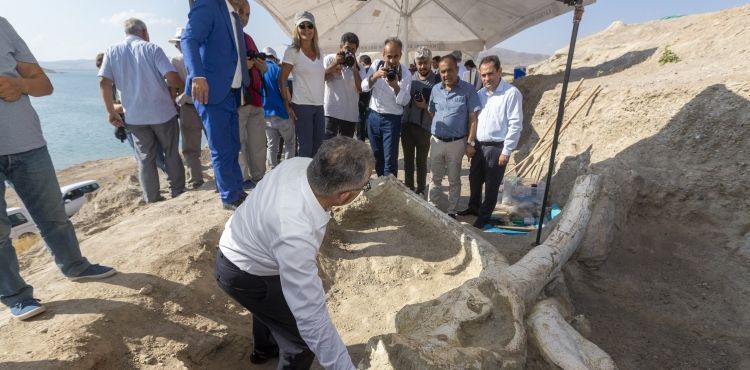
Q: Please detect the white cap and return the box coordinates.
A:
[262,47,278,60]
[168,27,183,44]
[294,11,315,27]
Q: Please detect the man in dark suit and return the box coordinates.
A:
[181,0,249,210]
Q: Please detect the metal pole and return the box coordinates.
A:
[535,1,584,245]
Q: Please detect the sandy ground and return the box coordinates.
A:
[2,4,750,369]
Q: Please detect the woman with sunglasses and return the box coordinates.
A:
[279,11,325,158]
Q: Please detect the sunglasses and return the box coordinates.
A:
[298,23,314,30]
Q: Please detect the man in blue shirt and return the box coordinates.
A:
[1,16,116,321]
[99,18,186,203]
[261,47,295,169]
[423,55,480,218]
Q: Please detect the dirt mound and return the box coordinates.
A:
[511,4,750,368]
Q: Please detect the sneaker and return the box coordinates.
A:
[447,213,457,219]
[10,298,46,321]
[68,264,117,281]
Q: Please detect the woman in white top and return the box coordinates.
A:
[279,11,326,158]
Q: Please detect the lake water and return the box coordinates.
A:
[30,70,135,170]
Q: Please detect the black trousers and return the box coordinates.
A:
[214,250,314,369]
[468,141,507,222]
[324,116,356,139]
[357,92,371,141]
[400,122,431,193]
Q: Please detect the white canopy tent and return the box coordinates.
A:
[254,0,595,60]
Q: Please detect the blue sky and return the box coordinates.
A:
[2,0,747,61]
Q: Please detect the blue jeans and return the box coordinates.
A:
[1,146,90,308]
[367,111,402,177]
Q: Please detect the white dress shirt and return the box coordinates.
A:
[476,79,523,156]
[361,60,412,115]
[219,158,354,370]
[225,0,242,88]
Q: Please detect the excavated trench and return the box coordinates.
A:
[317,178,488,362]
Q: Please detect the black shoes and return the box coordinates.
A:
[250,350,279,364]
[457,208,478,216]
[472,216,489,229]
[447,213,457,219]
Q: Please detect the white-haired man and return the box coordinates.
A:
[99,18,186,203]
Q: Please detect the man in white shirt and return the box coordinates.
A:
[361,37,412,177]
[457,55,523,228]
[324,32,362,138]
[215,136,373,369]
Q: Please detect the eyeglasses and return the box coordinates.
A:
[298,23,314,30]
[342,180,371,195]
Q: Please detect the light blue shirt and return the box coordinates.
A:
[477,80,523,155]
[98,35,177,125]
[428,80,481,138]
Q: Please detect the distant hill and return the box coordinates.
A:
[477,47,549,68]
[39,59,96,71]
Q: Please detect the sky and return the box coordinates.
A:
[1,0,748,62]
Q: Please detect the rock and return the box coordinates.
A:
[139,284,154,295]
[39,328,48,334]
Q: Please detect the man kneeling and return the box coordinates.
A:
[215,136,373,369]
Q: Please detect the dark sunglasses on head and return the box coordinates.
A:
[298,23,314,30]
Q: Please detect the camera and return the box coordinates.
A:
[114,126,127,143]
[338,50,356,68]
[414,91,424,102]
[386,66,399,82]
[247,51,269,60]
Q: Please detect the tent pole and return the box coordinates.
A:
[400,0,410,65]
[535,1,585,245]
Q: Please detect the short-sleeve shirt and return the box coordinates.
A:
[98,35,177,125]
[0,16,46,156]
[282,47,324,106]
[323,53,359,122]
[262,61,288,119]
[428,80,481,138]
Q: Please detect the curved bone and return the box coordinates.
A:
[501,174,602,305]
[358,174,613,369]
[528,298,618,370]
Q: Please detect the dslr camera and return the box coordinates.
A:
[337,49,356,68]
[385,65,400,82]
[247,51,269,60]
[414,91,424,102]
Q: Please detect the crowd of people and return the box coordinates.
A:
[2,1,523,368]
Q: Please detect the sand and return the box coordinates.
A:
[2,4,749,369]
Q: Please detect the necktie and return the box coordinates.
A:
[231,11,250,88]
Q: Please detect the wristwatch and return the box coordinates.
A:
[468,140,476,147]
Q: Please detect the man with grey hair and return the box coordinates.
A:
[215,136,372,369]
[451,50,468,83]
[362,37,412,177]
[99,18,186,202]
[401,46,440,197]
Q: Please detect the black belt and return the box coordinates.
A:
[434,135,465,143]
[478,140,504,147]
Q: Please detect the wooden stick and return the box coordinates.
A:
[530,79,585,153]
[507,80,585,173]
[510,85,601,176]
